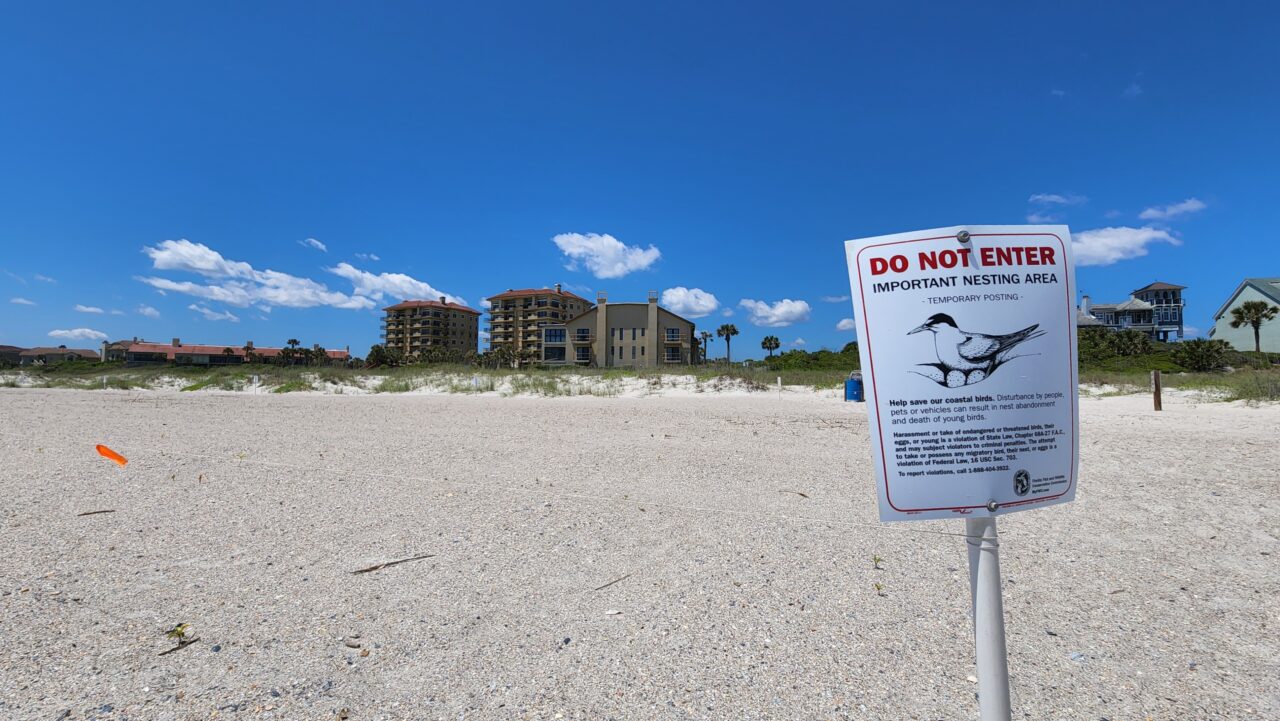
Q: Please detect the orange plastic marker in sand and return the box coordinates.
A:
[96,444,128,467]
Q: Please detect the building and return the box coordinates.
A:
[1080,281,1186,341]
[124,339,350,366]
[539,291,696,367]
[19,346,100,365]
[101,340,133,362]
[1209,277,1280,352]
[486,285,592,359]
[0,345,24,366]
[381,297,481,358]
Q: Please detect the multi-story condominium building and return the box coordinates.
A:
[1080,281,1186,342]
[486,285,591,357]
[382,297,481,357]
[539,291,696,367]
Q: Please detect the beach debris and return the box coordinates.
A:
[359,648,369,657]
[604,609,623,616]
[336,709,351,720]
[778,489,809,499]
[95,444,127,467]
[1046,629,1059,637]
[593,573,632,592]
[351,553,435,575]
[344,638,362,649]
[76,509,116,517]
[1069,651,1087,663]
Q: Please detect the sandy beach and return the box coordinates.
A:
[1,388,1276,720]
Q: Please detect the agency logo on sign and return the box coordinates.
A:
[1013,469,1031,497]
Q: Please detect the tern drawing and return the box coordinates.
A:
[907,313,1044,387]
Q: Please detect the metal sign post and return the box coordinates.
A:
[843,225,1080,720]
[966,517,1012,721]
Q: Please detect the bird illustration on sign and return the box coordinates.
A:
[907,313,1044,387]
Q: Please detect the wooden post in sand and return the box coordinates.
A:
[1151,370,1162,412]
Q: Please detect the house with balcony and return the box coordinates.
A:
[539,291,696,367]
[1080,281,1186,342]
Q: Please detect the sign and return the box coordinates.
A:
[844,225,1079,521]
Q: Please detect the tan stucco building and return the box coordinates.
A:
[486,285,591,358]
[540,292,695,367]
[382,297,481,357]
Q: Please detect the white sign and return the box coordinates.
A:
[844,225,1079,521]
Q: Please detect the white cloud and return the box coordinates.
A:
[299,237,327,252]
[10,297,35,305]
[138,239,377,310]
[1123,81,1143,97]
[791,338,807,346]
[1071,226,1180,266]
[660,287,720,318]
[1050,89,1067,98]
[1026,212,1058,223]
[327,262,465,306]
[354,252,380,262]
[137,305,160,319]
[74,304,104,314]
[738,298,812,327]
[1028,193,1086,205]
[821,295,850,303]
[34,274,56,283]
[188,303,240,322]
[5,270,27,285]
[109,309,125,315]
[480,298,492,310]
[1138,198,1206,221]
[720,308,734,317]
[49,328,107,341]
[836,318,857,332]
[553,232,661,279]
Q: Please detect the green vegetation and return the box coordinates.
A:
[272,380,314,393]
[2,331,1277,402]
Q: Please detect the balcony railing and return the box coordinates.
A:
[571,333,595,343]
[663,332,688,343]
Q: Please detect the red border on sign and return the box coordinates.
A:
[855,232,1078,514]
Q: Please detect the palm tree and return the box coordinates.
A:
[1229,300,1279,353]
[716,324,739,364]
[761,335,780,357]
[699,331,713,364]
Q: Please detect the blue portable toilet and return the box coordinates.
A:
[844,372,864,402]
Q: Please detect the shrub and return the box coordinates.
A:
[1170,339,1230,372]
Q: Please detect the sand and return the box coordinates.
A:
[0,388,1276,721]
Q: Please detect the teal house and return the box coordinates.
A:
[1209,278,1280,352]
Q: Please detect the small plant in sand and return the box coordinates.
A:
[872,554,884,570]
[165,623,194,646]
[872,582,885,597]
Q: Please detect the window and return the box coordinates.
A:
[631,346,636,359]
[575,328,591,341]
[632,328,637,341]
[576,347,591,362]
[545,328,566,343]
[640,328,645,337]
[537,311,547,317]
[545,347,566,362]
[640,346,645,356]
[665,347,681,362]
[665,328,681,342]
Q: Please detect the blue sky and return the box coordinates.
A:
[2,2,1277,358]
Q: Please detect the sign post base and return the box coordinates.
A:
[966,517,1012,721]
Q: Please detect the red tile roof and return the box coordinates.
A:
[486,288,590,303]
[382,299,482,315]
[127,342,349,360]
[20,347,100,359]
